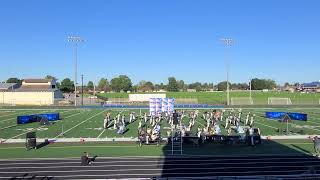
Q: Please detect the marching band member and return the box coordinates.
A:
[245,112,250,126]
[144,113,148,123]
[250,114,255,127]
[117,113,121,124]
[103,117,108,129]
[121,114,126,125]
[138,120,142,129]
[113,118,117,130]
[129,112,133,123]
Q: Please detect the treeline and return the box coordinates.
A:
[3,76,278,93]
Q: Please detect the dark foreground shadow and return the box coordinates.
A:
[160,138,320,179]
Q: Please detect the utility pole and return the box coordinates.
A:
[81,74,84,106]
[220,38,234,106]
[67,36,84,107]
[249,79,252,100]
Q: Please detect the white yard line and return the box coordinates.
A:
[97,129,106,138]
[0,109,71,123]
[96,109,124,138]
[0,110,31,118]
[2,112,82,142]
[0,124,17,130]
[0,110,74,130]
[54,110,106,139]
[254,122,278,130]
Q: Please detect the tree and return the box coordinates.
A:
[167,77,179,92]
[217,81,232,91]
[177,80,185,91]
[137,81,154,92]
[110,75,132,92]
[251,78,277,90]
[189,82,202,92]
[60,78,74,92]
[87,81,94,90]
[98,78,108,91]
[284,82,290,87]
[232,83,249,90]
[6,78,22,85]
[45,75,57,81]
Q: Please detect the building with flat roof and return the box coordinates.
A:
[0,79,64,105]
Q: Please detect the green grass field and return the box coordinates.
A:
[0,107,319,159]
[97,91,320,105]
[0,107,320,140]
[0,139,315,159]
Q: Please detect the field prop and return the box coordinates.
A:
[265,112,307,135]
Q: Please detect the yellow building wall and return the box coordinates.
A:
[1,92,54,105]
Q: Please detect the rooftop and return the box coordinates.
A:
[0,83,18,90]
[23,79,53,83]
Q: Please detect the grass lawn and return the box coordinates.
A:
[97,91,320,105]
[0,139,315,159]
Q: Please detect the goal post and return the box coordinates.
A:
[268,97,292,105]
[230,97,253,105]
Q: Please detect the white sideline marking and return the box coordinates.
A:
[54,110,106,138]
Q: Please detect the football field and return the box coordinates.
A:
[1,107,320,140]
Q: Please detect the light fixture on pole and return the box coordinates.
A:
[220,38,234,106]
[67,36,84,107]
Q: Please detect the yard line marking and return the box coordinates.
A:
[0,110,31,118]
[2,112,82,142]
[97,129,106,138]
[289,123,320,133]
[254,122,278,130]
[54,110,106,139]
[0,109,70,123]
[0,124,17,130]
[0,110,74,130]
[306,120,320,126]
[96,109,118,139]
[0,110,35,123]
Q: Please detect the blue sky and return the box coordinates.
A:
[0,0,319,85]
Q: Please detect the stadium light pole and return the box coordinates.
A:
[67,36,84,107]
[81,74,84,106]
[220,38,234,106]
[249,79,252,99]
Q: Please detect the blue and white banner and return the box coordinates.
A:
[149,98,175,116]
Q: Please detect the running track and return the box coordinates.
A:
[0,155,320,179]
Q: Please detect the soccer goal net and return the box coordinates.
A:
[231,97,253,105]
[268,97,292,105]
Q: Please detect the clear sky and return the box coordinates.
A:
[0,0,319,85]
